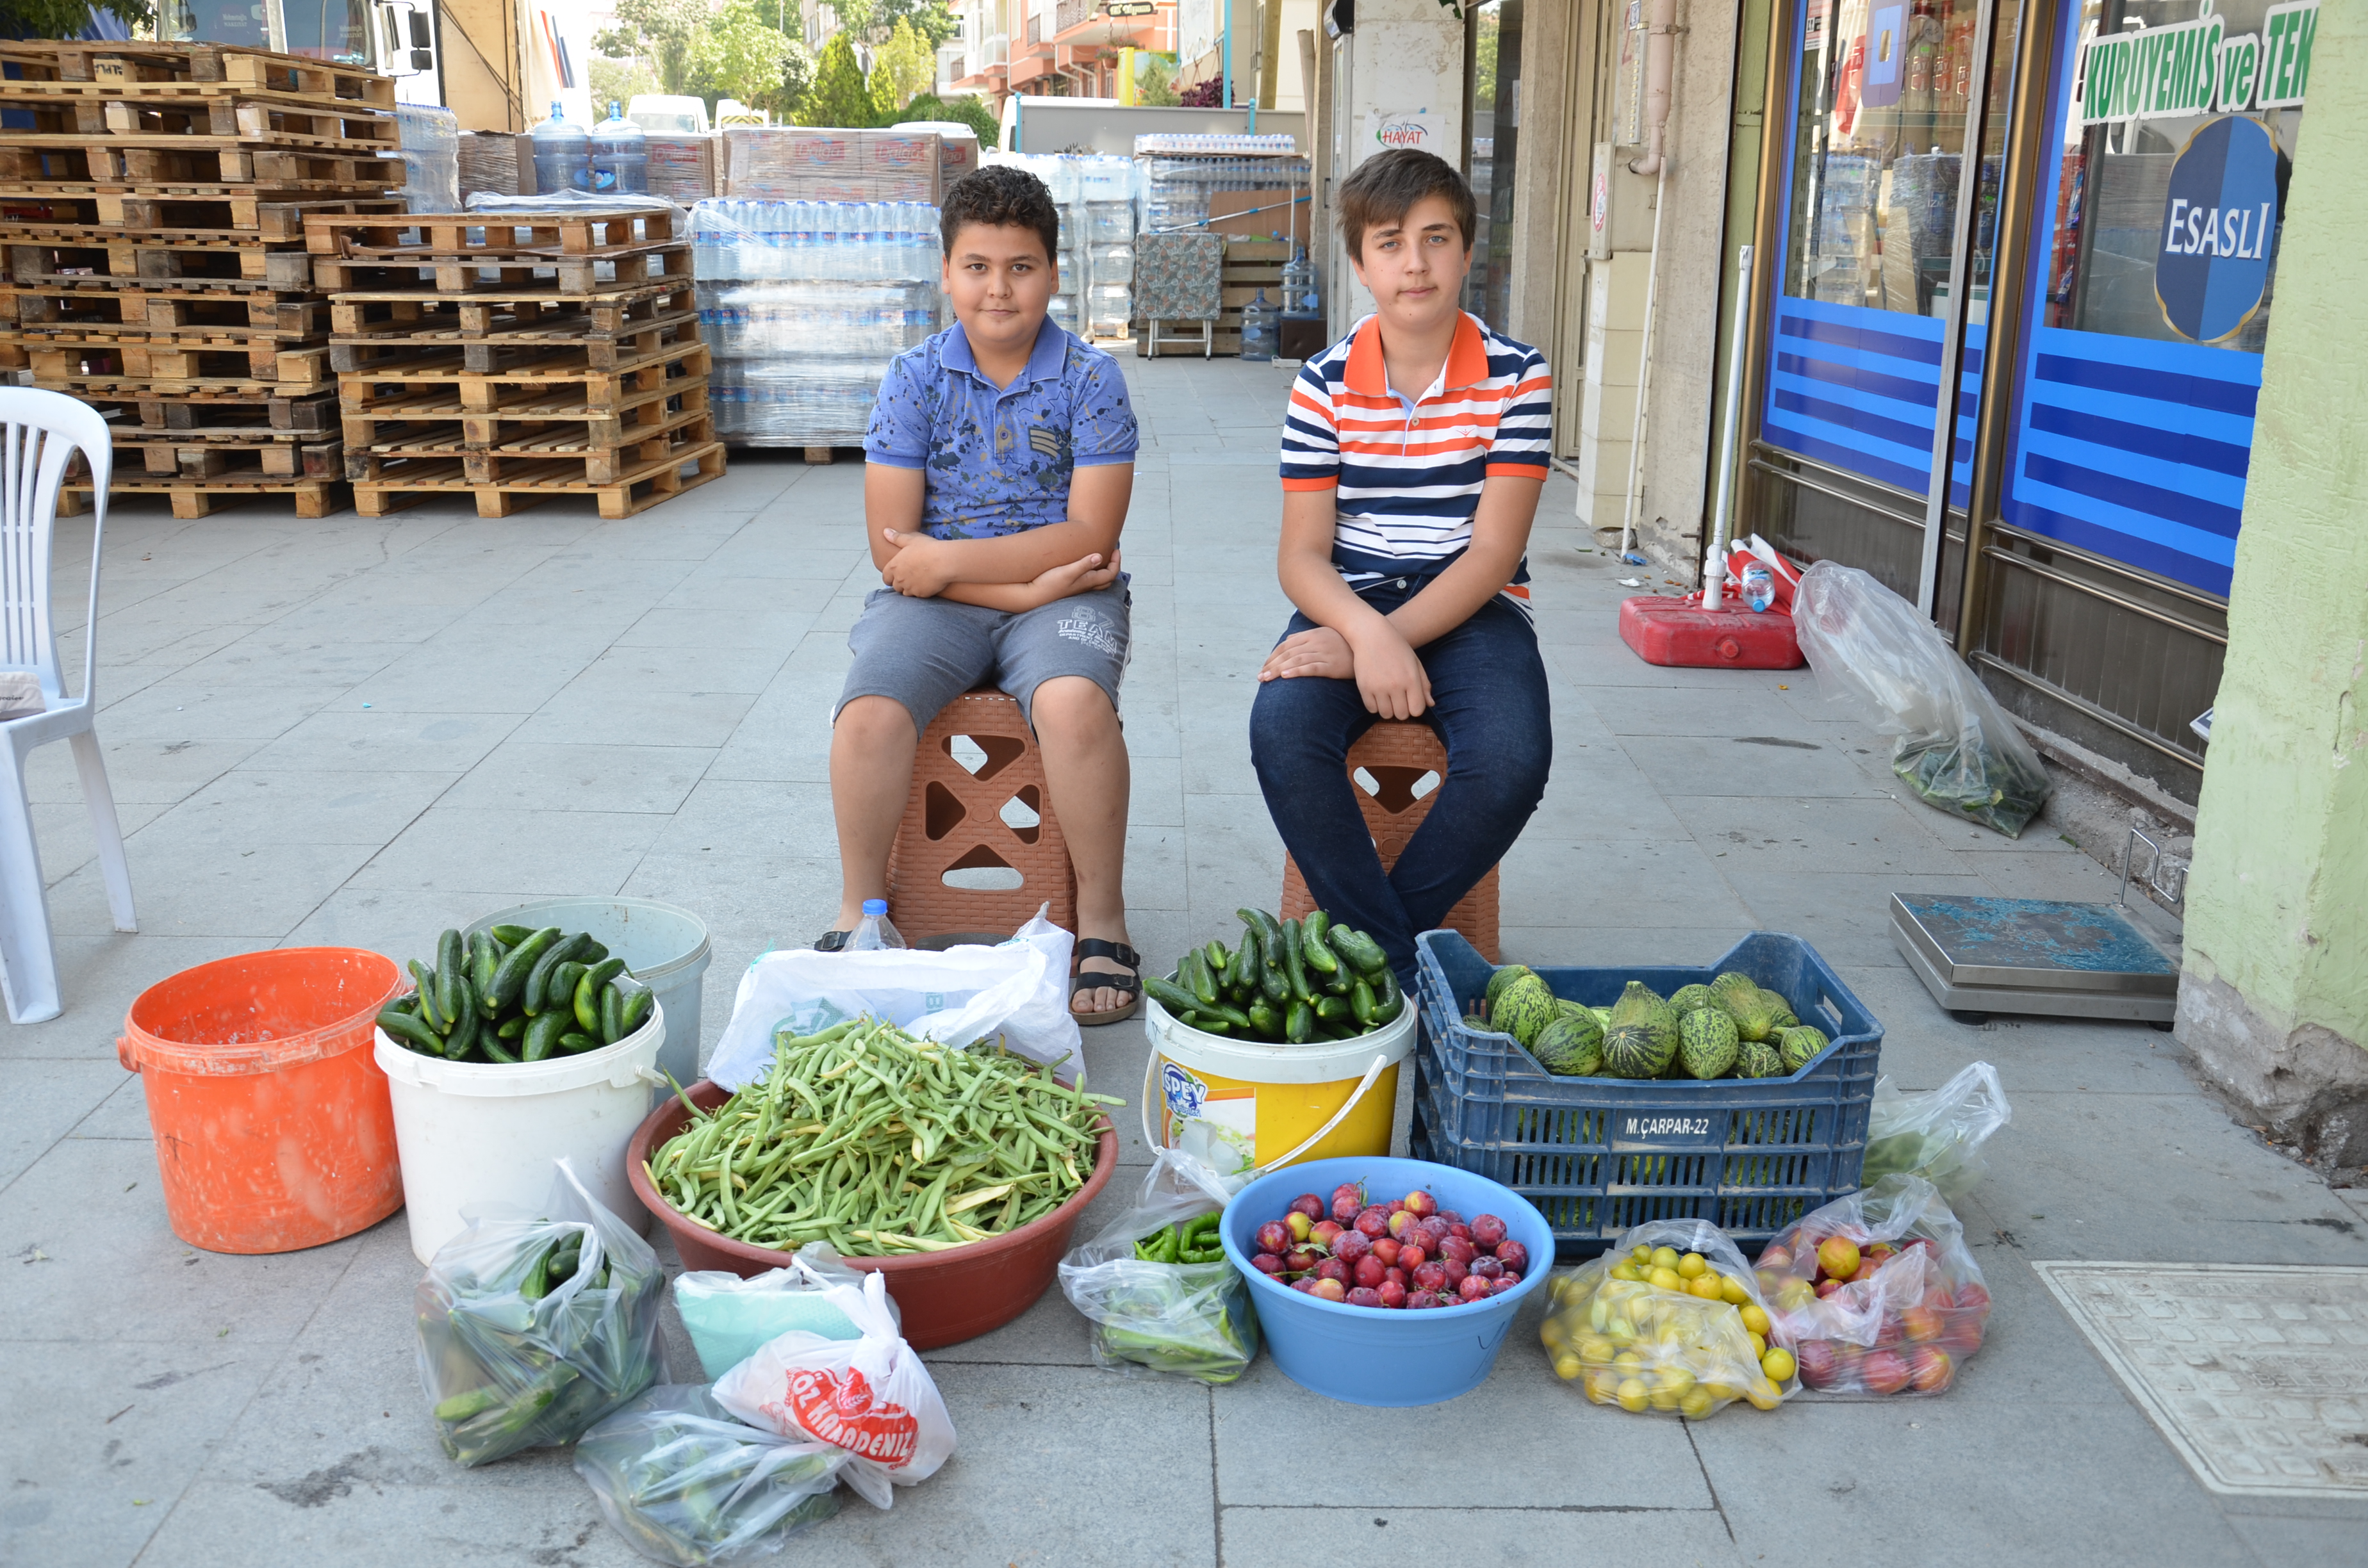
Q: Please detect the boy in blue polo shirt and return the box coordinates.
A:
[826,165,1146,1024]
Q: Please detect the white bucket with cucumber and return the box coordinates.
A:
[377,920,670,1263]
[465,898,712,1088]
[1142,908,1417,1187]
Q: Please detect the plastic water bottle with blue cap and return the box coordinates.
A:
[848,899,905,950]
[1741,562,1777,613]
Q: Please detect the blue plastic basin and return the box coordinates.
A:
[1220,1155,1556,1407]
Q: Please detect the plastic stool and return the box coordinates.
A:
[887,688,1078,943]
[1281,720,1501,963]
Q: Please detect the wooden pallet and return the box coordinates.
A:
[60,474,346,518]
[4,236,319,288]
[0,186,398,235]
[311,244,693,297]
[0,141,401,187]
[24,339,329,384]
[115,427,343,480]
[306,208,678,259]
[98,388,340,432]
[0,95,392,141]
[0,40,395,106]
[330,310,698,374]
[347,406,714,484]
[354,439,723,518]
[339,379,708,449]
[326,277,694,331]
[338,339,711,412]
[6,284,325,333]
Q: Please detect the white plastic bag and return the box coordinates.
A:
[711,1263,956,1509]
[1793,562,2052,836]
[1862,1061,2012,1197]
[706,908,1078,1088]
[1540,1218,1796,1419]
[1057,1149,1258,1383]
[675,1244,901,1378]
[415,1159,664,1466]
[574,1385,844,1566]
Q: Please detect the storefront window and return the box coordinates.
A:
[1762,0,2014,502]
[2000,0,2306,597]
[1463,0,1521,331]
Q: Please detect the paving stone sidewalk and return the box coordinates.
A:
[4,354,2364,1566]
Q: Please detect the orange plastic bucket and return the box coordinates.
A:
[118,948,406,1254]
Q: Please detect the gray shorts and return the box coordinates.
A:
[837,578,1132,733]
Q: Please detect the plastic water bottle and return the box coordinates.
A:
[589,101,648,194]
[1741,562,1777,612]
[530,101,589,195]
[848,899,905,950]
[1240,288,1278,362]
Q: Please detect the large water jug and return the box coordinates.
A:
[530,101,589,195]
[590,101,648,194]
[1240,288,1278,362]
[1282,245,1320,318]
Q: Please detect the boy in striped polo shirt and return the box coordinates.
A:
[1251,149,1554,984]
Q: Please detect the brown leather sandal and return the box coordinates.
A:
[1071,938,1142,1026]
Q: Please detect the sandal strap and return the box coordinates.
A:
[812,929,851,952]
[1071,970,1140,998]
[1075,938,1140,970]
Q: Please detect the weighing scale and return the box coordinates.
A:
[1889,894,2180,1024]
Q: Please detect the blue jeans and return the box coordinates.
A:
[1248,580,1552,984]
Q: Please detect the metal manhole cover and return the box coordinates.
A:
[2034,1261,2368,1499]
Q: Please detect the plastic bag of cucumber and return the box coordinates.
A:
[1144,908,1406,1044]
[379,924,656,1064]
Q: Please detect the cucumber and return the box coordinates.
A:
[444,979,481,1058]
[1201,939,1229,976]
[1259,953,1289,1005]
[1351,977,1377,1027]
[1327,970,1354,996]
[488,924,534,948]
[547,962,587,1019]
[1315,994,1350,1024]
[1285,999,1313,1044]
[488,927,559,1011]
[1144,976,1203,1017]
[409,961,449,1033]
[436,929,466,1021]
[600,982,623,1045]
[1374,968,1404,1024]
[468,931,502,1018]
[1186,951,1220,1008]
[615,987,653,1038]
[481,1032,520,1065]
[1281,919,1315,1005]
[524,932,590,1015]
[1237,908,1284,949]
[1331,926,1391,977]
[1197,999,1256,1031]
[577,959,625,1034]
[522,1011,569,1063]
[377,1005,445,1056]
[1228,924,1263,994]
[1301,911,1339,974]
[497,1015,527,1040]
[1247,1000,1281,1037]
[559,1032,600,1053]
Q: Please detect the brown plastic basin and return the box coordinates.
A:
[627,1078,1117,1350]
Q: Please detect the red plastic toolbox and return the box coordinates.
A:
[1618,594,1805,669]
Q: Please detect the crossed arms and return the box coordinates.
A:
[865,462,1133,612]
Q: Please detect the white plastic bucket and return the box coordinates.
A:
[377,1002,665,1263]
[1141,998,1418,1186]
[465,898,711,1091]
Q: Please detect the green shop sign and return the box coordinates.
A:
[2079,0,2314,126]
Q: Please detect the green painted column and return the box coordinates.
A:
[2176,0,2368,1161]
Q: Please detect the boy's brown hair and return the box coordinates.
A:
[1336,149,1476,263]
[938,165,1061,266]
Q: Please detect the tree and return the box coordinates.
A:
[1135,53,1180,106]
[0,0,152,36]
[867,16,933,115]
[822,0,955,49]
[589,55,661,115]
[693,0,815,117]
[801,31,873,127]
[593,0,711,94]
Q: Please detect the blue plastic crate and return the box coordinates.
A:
[1411,930,1883,1258]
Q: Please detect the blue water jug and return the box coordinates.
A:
[1240,288,1278,362]
[590,101,648,195]
[529,101,589,195]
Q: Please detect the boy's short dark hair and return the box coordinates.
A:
[939,165,1060,266]
[1336,149,1476,263]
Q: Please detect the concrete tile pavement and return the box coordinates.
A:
[0,352,2360,1565]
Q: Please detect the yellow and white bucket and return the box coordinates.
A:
[1141,995,1418,1184]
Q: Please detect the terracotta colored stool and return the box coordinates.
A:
[887,688,1078,943]
[1280,719,1502,963]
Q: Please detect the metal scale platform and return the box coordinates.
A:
[1889,894,2180,1022]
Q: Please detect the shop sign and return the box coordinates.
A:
[1365,110,1439,153]
[1103,2,1156,15]
[2080,0,2313,126]
[2155,114,2280,343]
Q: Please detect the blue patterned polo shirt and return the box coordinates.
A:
[862,318,1140,539]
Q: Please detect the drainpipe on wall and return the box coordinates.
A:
[1616,0,1677,561]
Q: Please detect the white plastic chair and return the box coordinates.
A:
[0,389,136,1024]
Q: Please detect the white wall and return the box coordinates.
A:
[1328,0,1467,330]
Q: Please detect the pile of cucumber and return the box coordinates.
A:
[1144,907,1404,1044]
[378,926,653,1064]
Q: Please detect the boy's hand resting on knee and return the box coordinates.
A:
[1257,621,1433,719]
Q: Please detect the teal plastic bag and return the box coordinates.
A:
[674,1245,898,1379]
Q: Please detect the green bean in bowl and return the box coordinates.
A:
[644,1018,1124,1259]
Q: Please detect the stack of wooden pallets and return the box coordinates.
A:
[0,38,404,517]
[311,208,722,518]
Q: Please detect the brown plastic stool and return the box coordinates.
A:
[1280,719,1501,963]
[887,688,1078,943]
